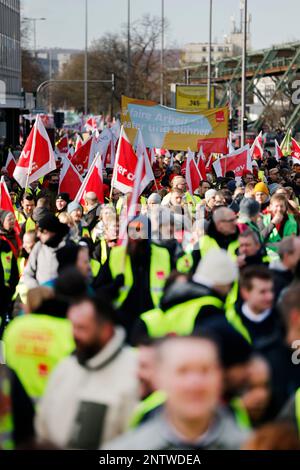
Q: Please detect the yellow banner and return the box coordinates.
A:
[121,95,228,153]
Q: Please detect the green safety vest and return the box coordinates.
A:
[263,213,298,249]
[199,235,239,261]
[295,388,300,436]
[141,296,224,337]
[4,314,75,400]
[129,390,167,428]
[109,244,171,309]
[1,251,13,287]
[0,370,14,450]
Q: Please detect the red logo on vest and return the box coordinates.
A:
[156,271,165,280]
[38,363,49,376]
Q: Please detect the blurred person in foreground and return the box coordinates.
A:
[103,335,250,450]
[35,294,139,449]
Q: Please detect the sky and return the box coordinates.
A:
[22,0,300,52]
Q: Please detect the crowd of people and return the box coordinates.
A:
[1,140,300,451]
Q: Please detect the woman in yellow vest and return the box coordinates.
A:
[0,212,20,337]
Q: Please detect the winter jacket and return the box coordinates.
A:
[103,407,250,450]
[35,327,139,449]
[23,237,68,289]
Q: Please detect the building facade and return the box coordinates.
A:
[0,0,21,147]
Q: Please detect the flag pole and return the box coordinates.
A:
[109,127,123,201]
[25,115,39,190]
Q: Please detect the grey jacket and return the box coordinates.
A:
[23,239,67,288]
[102,406,250,450]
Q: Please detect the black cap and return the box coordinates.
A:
[56,192,70,203]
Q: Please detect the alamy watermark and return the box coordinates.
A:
[291,340,300,364]
[291,80,300,105]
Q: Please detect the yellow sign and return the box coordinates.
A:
[176,85,214,111]
[121,95,228,153]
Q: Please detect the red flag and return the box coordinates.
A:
[119,154,145,245]
[250,131,263,160]
[75,134,83,152]
[70,136,95,176]
[4,150,16,178]
[13,115,57,188]
[135,129,155,194]
[85,116,98,131]
[0,177,20,235]
[75,153,104,205]
[56,135,69,154]
[274,139,284,161]
[291,138,300,160]
[185,150,201,194]
[112,127,138,193]
[197,147,207,181]
[59,156,83,200]
[213,145,252,178]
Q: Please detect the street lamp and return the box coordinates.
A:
[241,0,247,146]
[23,17,46,57]
[207,0,212,109]
[126,0,131,96]
[84,0,88,116]
[160,0,165,105]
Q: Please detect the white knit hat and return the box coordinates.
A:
[205,189,217,203]
[193,248,238,287]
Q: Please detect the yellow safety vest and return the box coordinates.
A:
[15,211,26,225]
[199,235,239,261]
[4,314,75,400]
[230,397,252,430]
[129,390,167,428]
[81,227,90,238]
[90,259,101,278]
[176,252,194,273]
[225,281,252,344]
[140,296,224,337]
[0,371,14,450]
[25,217,36,232]
[1,251,13,287]
[295,388,300,437]
[13,257,28,304]
[109,244,171,309]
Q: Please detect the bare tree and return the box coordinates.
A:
[51,15,179,114]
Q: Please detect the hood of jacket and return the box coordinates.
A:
[160,280,219,312]
[83,326,126,371]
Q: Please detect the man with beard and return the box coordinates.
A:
[35,295,139,449]
[94,215,172,340]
